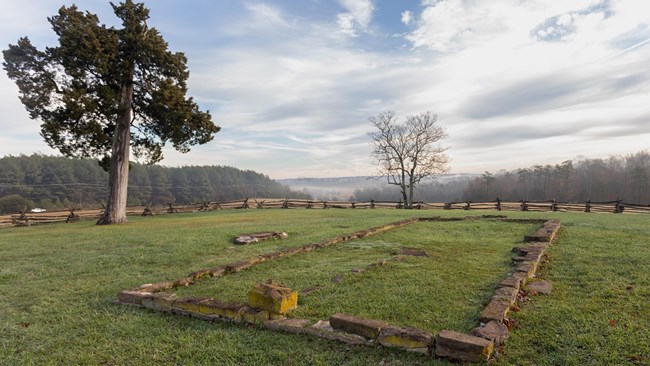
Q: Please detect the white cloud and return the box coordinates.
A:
[401,10,413,25]
[336,0,374,36]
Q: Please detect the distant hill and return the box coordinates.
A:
[279,174,477,201]
[0,154,309,213]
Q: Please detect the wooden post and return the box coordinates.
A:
[282,199,289,209]
[520,200,528,212]
[463,201,471,210]
[551,199,557,212]
[306,201,313,209]
[255,199,265,209]
[444,202,451,210]
[241,198,250,209]
[585,200,591,213]
[496,198,502,211]
[323,201,328,209]
[66,208,80,223]
[370,199,375,209]
[614,199,624,214]
[351,201,356,208]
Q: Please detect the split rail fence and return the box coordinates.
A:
[1,198,648,228]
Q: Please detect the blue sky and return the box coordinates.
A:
[1,0,649,178]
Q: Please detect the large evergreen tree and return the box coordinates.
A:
[3,1,220,224]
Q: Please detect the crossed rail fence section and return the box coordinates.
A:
[2,197,648,228]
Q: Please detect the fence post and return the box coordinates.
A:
[281,199,288,209]
[444,202,451,210]
[397,200,403,209]
[241,198,250,209]
[370,199,375,209]
[614,199,624,214]
[323,201,328,209]
[496,198,502,211]
[520,200,528,212]
[306,200,313,209]
[351,201,356,209]
[464,201,471,210]
[551,199,557,212]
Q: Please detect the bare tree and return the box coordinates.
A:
[368,111,449,208]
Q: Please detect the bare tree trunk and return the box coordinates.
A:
[97,81,133,225]
[408,178,415,209]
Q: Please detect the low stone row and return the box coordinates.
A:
[130,218,419,295]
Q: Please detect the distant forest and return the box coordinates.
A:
[0,154,309,213]
[351,150,650,205]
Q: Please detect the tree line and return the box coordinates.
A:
[0,154,309,214]
[351,150,649,205]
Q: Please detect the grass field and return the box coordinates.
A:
[1,209,649,365]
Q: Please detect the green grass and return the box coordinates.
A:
[174,220,536,334]
[1,209,649,365]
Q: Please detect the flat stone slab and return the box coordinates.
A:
[330,313,388,339]
[436,330,494,362]
[493,286,518,305]
[528,280,553,295]
[471,320,509,346]
[234,231,288,245]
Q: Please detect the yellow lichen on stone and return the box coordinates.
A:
[248,282,298,314]
[380,335,429,349]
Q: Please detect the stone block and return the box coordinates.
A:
[511,271,530,286]
[118,290,152,305]
[224,260,255,274]
[209,266,226,277]
[498,275,522,290]
[142,292,177,312]
[493,286,518,305]
[515,262,536,277]
[435,330,493,362]
[479,299,510,323]
[138,281,175,293]
[471,320,509,346]
[199,300,245,319]
[173,277,193,287]
[329,313,388,339]
[305,320,370,345]
[263,318,312,334]
[239,306,269,324]
[248,281,297,314]
[188,269,212,280]
[527,281,553,295]
[378,326,433,350]
[172,297,210,315]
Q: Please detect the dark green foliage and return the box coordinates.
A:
[0,154,309,209]
[2,1,219,164]
[0,194,34,214]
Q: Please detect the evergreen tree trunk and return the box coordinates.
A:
[97,80,133,225]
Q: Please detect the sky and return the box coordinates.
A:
[1,0,649,179]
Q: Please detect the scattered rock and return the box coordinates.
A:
[234,231,288,245]
[300,285,322,295]
[331,274,344,283]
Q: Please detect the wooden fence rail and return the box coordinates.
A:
[1,198,648,228]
